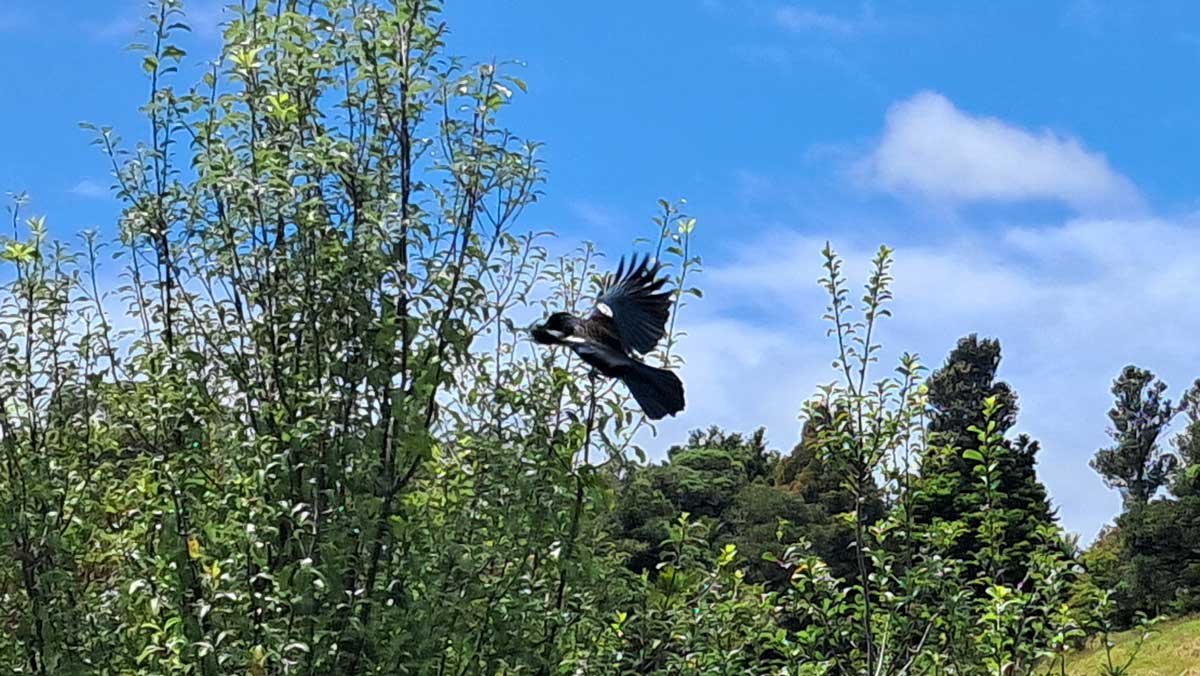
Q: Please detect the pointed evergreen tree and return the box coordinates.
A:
[912,335,1056,584]
[1091,365,1179,509]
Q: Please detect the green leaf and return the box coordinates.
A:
[1,242,37,263]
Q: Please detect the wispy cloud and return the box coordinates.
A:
[568,200,621,230]
[860,91,1142,214]
[774,6,857,35]
[70,179,108,199]
[771,2,890,37]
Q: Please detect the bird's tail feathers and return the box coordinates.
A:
[622,361,685,420]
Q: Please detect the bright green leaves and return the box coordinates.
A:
[2,211,46,265]
[265,92,298,124]
[229,45,262,72]
[1,241,38,264]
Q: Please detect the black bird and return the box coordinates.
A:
[532,254,685,420]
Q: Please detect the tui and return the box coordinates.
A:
[532,254,685,420]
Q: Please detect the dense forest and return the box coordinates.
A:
[2,1,1199,674]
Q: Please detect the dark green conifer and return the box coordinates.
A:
[913,335,1056,585]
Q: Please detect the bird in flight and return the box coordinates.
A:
[532,254,685,420]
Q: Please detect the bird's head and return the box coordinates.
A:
[531,312,578,345]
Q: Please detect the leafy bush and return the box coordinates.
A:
[0,2,699,672]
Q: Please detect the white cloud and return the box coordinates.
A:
[659,216,1200,543]
[862,91,1141,213]
[70,179,108,199]
[774,6,856,35]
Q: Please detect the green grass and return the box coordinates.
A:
[1056,616,1200,675]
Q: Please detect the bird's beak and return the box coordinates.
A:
[530,323,563,345]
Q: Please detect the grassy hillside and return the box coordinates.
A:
[1059,616,1200,674]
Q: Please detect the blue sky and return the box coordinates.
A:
[4,1,1200,541]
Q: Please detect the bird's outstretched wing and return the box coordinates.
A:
[592,254,673,354]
